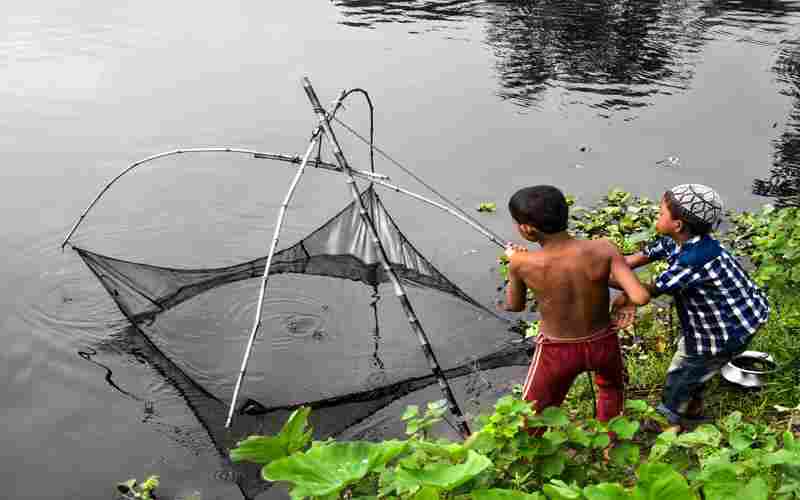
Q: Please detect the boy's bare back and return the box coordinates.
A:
[508,238,639,339]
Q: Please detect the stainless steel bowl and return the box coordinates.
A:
[721,350,777,388]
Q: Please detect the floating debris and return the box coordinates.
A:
[477,202,496,213]
[656,156,681,168]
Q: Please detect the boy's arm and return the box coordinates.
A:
[608,252,651,290]
[609,249,650,305]
[504,256,528,312]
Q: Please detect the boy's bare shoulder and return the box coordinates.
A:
[575,237,618,256]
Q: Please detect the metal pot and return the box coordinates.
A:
[721,350,777,388]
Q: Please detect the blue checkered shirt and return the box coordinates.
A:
[643,235,770,356]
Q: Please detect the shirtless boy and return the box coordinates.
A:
[503,185,650,421]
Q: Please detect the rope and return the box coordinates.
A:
[330,115,505,245]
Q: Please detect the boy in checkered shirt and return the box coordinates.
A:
[613,184,769,430]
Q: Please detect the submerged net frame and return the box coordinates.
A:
[63,78,517,443]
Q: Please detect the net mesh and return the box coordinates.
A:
[75,185,530,499]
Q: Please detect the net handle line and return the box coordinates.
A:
[304,76,472,439]
[224,132,325,429]
[59,148,388,250]
[329,113,507,246]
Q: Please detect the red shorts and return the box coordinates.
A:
[522,325,624,422]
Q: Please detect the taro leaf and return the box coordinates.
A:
[721,411,743,433]
[465,431,497,455]
[567,426,592,448]
[412,486,441,500]
[531,407,569,428]
[784,431,800,453]
[283,407,313,454]
[609,443,640,467]
[539,453,567,478]
[763,449,800,467]
[473,488,546,500]
[676,424,722,448]
[739,477,769,500]
[402,405,420,420]
[624,400,650,415]
[543,479,583,500]
[413,440,467,461]
[729,429,755,452]
[628,230,652,245]
[231,407,312,465]
[584,483,633,500]
[395,450,491,491]
[264,440,407,500]
[609,417,640,440]
[592,433,611,449]
[648,430,677,462]
[632,463,694,500]
[230,435,292,466]
[544,430,568,447]
[699,463,738,500]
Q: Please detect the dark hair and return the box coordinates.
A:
[508,185,568,234]
[662,191,712,236]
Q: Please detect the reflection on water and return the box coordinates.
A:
[335,0,800,113]
[755,38,800,206]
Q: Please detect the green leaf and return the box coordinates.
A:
[739,477,769,500]
[592,434,611,449]
[567,426,592,448]
[609,417,639,440]
[264,440,407,499]
[402,405,420,420]
[609,443,640,467]
[230,435,292,465]
[282,407,313,454]
[544,479,583,500]
[729,429,755,452]
[720,412,743,433]
[648,430,677,462]
[763,449,800,467]
[473,488,546,500]
[584,483,632,500]
[699,464,738,500]
[478,202,497,213]
[540,453,567,478]
[632,463,694,500]
[412,486,441,500]
[395,450,492,491]
[624,400,650,415]
[544,430,568,447]
[531,407,569,428]
[676,424,721,448]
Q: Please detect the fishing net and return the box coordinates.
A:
[75,184,531,499]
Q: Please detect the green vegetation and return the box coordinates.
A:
[230,399,800,499]
[478,202,498,213]
[117,475,159,500]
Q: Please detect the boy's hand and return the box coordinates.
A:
[505,243,527,259]
[611,293,636,330]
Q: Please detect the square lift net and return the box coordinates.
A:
[74,185,532,499]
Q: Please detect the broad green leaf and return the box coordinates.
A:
[402,405,420,420]
[230,435,291,465]
[592,434,611,449]
[763,449,800,467]
[544,430,568,447]
[395,450,491,491]
[609,443,640,467]
[609,417,639,440]
[784,431,800,453]
[584,483,632,500]
[543,479,583,500]
[264,440,407,499]
[632,463,694,500]
[567,426,592,448]
[473,488,546,500]
[676,424,721,448]
[412,486,441,500]
[739,477,769,500]
[282,407,313,454]
[729,429,755,452]
[531,407,569,427]
[465,431,496,454]
[540,453,567,478]
[721,411,743,433]
[624,400,649,414]
[700,464,738,500]
[648,430,676,462]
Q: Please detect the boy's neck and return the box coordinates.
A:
[668,231,693,246]
[537,231,572,248]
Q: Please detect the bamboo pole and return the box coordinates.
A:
[303,77,471,438]
[224,134,322,428]
[60,147,387,249]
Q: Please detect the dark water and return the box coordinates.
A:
[3,1,800,498]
